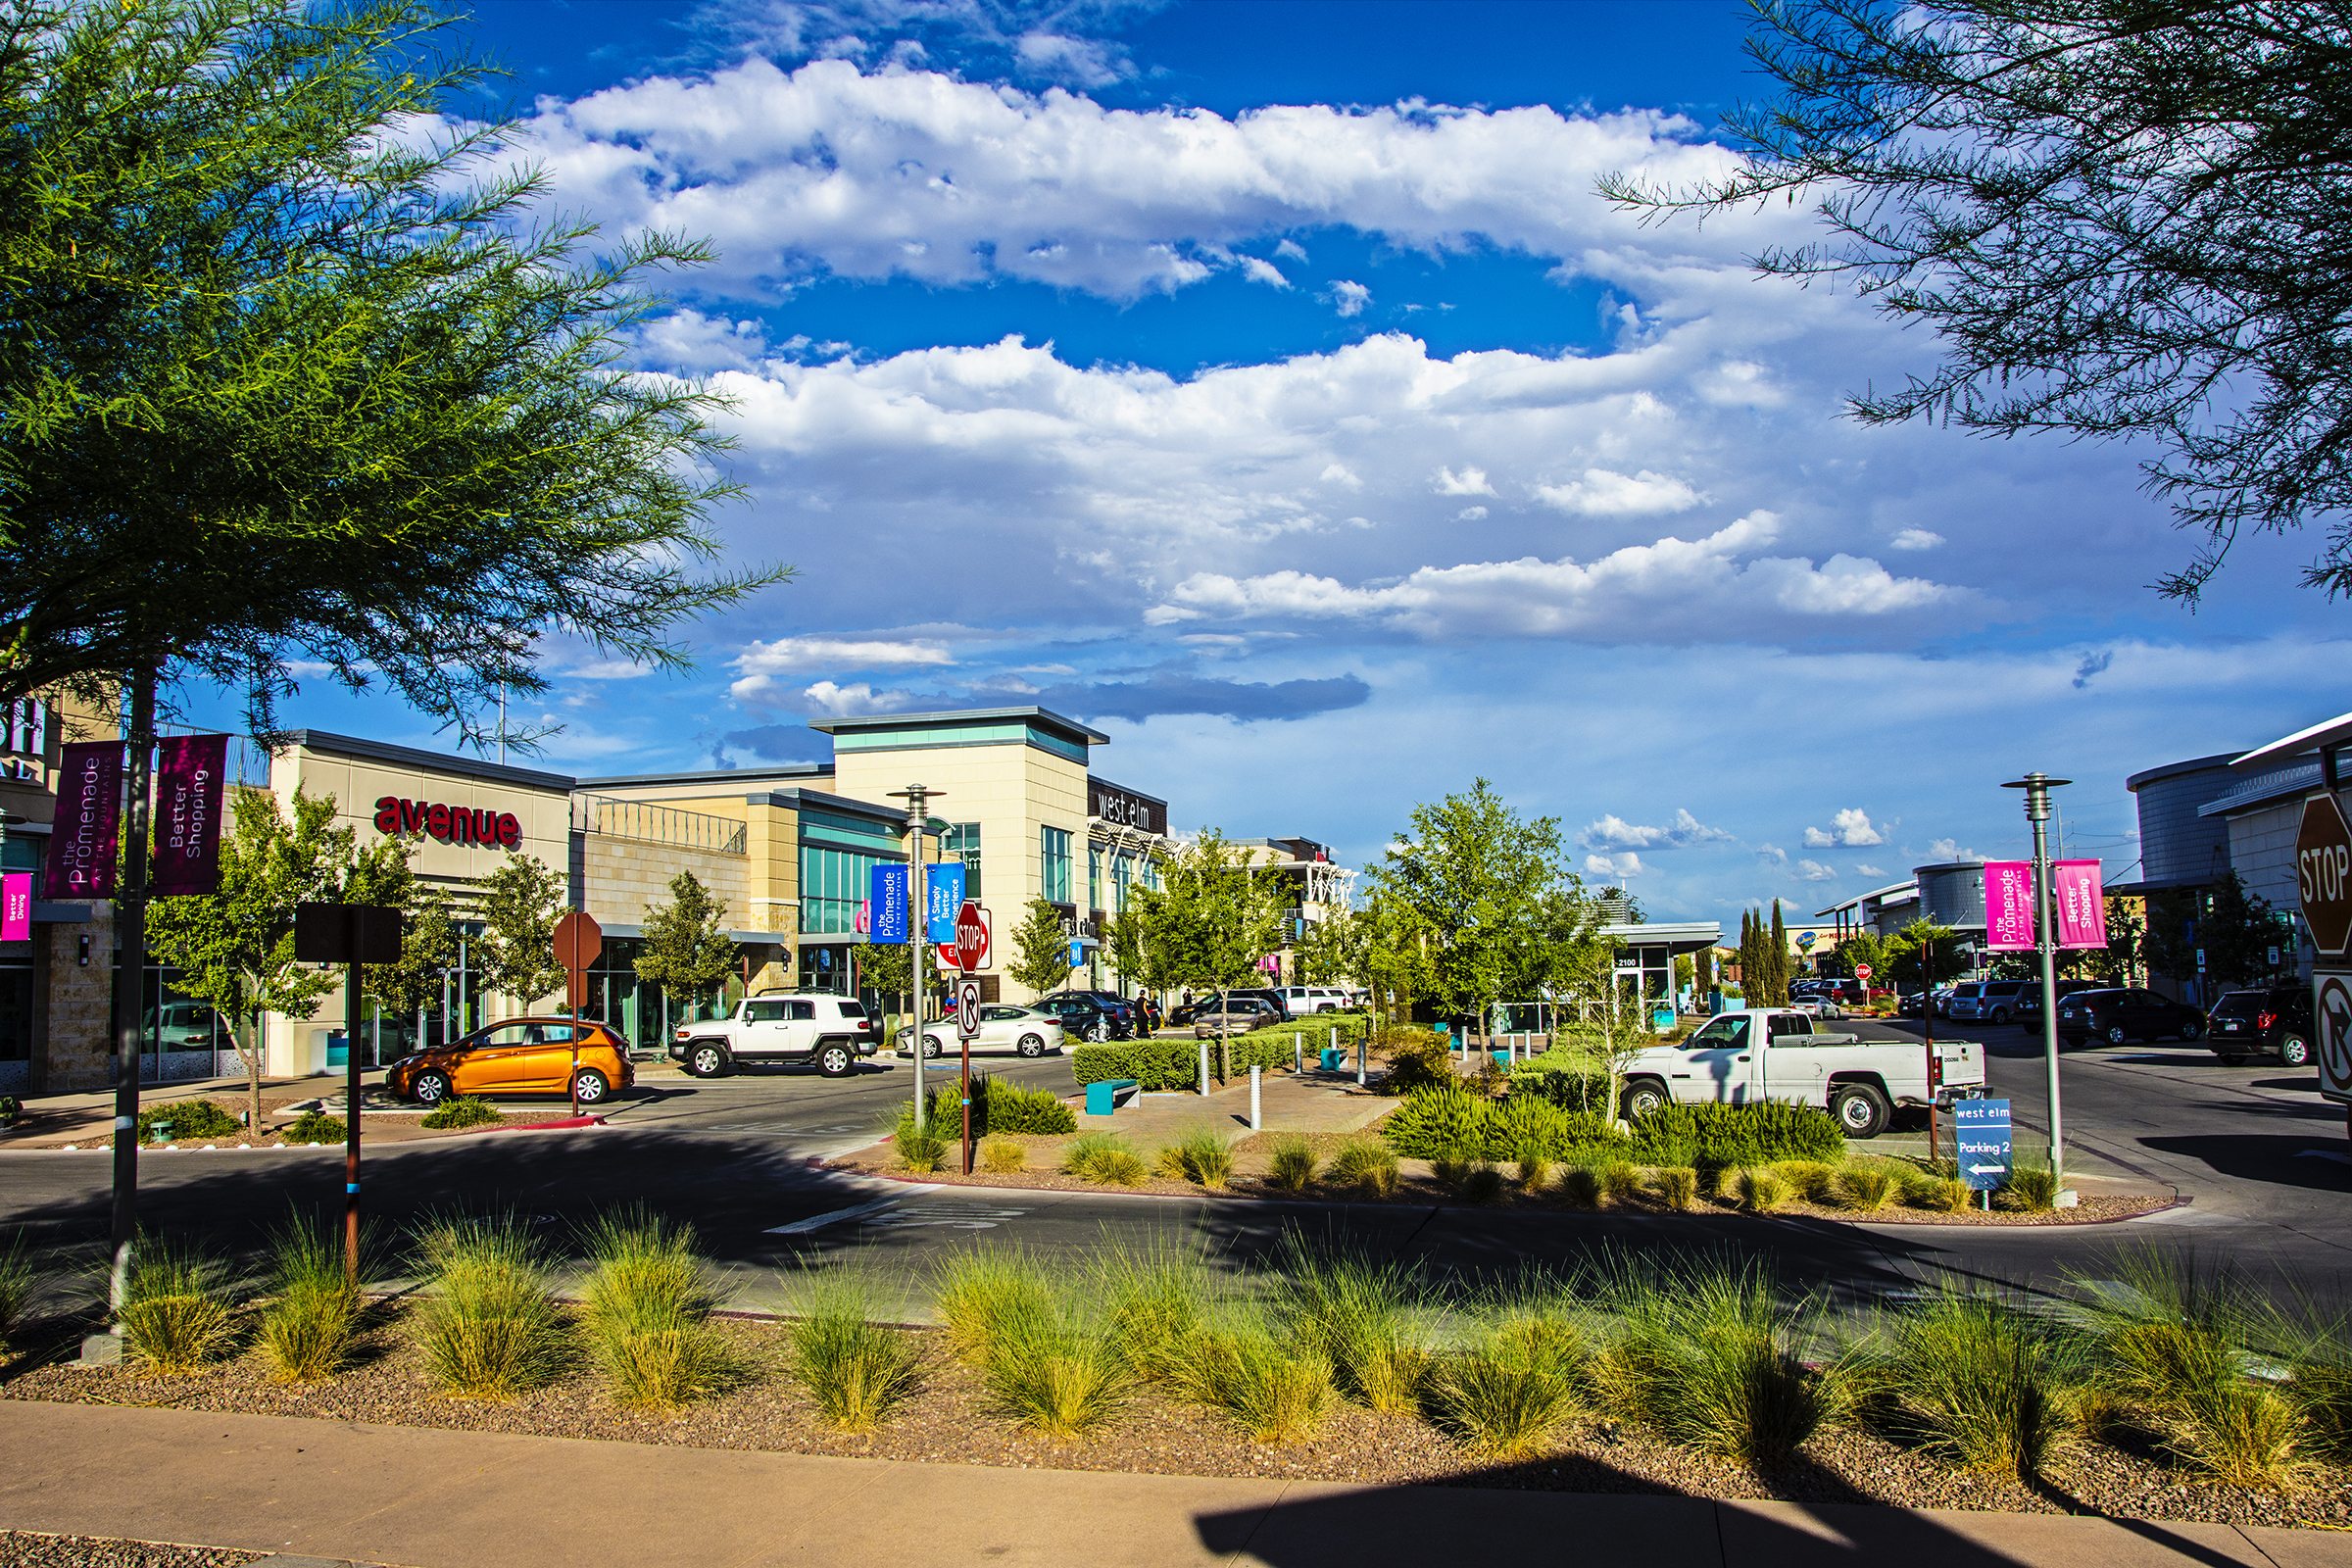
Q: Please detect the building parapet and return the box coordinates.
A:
[573,793,748,855]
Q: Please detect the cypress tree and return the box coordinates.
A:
[1767,902,1789,1005]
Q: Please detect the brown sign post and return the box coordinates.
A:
[553,911,604,1117]
[295,902,404,1283]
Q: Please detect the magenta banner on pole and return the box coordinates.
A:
[2,873,29,942]
[150,734,229,897]
[1984,860,2037,951]
[42,740,124,899]
[2052,859,2108,950]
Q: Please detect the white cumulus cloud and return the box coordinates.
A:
[1332,279,1372,318]
[1586,851,1645,880]
[1801,808,1886,848]
[1537,467,1702,517]
[731,635,953,703]
[1580,808,1733,850]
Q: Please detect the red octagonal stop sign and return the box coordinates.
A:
[2298,794,2352,957]
[954,900,991,972]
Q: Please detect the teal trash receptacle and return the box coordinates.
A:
[1491,1050,1510,1069]
[1319,1047,1346,1071]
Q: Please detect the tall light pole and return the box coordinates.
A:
[2003,771,2071,1188]
[887,785,939,1135]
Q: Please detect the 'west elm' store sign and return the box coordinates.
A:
[1089,780,1167,837]
[374,795,521,849]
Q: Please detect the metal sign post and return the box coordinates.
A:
[553,911,603,1118]
[295,902,404,1283]
[887,787,942,1135]
[956,977,982,1173]
[2003,773,2072,1189]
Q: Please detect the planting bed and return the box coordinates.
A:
[3,1305,2345,1530]
[0,1532,259,1567]
[830,1132,2175,1225]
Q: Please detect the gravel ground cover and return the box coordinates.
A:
[0,1531,260,1567]
[6,1306,2345,1530]
[831,1132,2174,1225]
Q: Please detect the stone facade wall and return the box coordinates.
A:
[582,835,751,932]
[38,905,113,1093]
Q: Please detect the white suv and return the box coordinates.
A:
[670,992,880,1078]
[1275,985,1352,1014]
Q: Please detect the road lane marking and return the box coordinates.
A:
[765,1187,940,1235]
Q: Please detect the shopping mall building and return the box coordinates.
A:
[4,703,1358,1094]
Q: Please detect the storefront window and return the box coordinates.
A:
[943,822,982,895]
[1110,851,1133,913]
[801,844,892,937]
[1088,846,1102,913]
[1041,826,1072,906]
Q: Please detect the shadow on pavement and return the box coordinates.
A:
[1192,1449,2262,1568]
[2140,1133,2352,1193]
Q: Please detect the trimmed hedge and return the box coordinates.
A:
[1069,1037,1298,1090]
[1510,1048,1612,1115]
[1381,1083,1844,1170]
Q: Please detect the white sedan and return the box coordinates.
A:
[895,1004,1066,1059]
[1785,996,1846,1020]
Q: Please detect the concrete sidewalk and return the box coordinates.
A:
[1,1400,2342,1568]
[1078,1063,1394,1145]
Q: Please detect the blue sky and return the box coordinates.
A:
[221,0,2352,919]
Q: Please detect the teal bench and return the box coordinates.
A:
[1085,1078,1139,1115]
[1319,1047,1346,1072]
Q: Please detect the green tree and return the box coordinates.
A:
[1883,920,1965,992]
[1366,780,1565,1046]
[0,0,779,735]
[858,939,912,1031]
[147,788,361,1130]
[1764,903,1791,1006]
[1355,883,1432,1032]
[1005,897,1077,999]
[2148,873,2286,991]
[1605,0,2352,604]
[1135,831,1283,1076]
[363,881,458,1046]
[1294,907,1367,991]
[2085,896,2146,987]
[634,871,737,1021]
[473,856,567,1010]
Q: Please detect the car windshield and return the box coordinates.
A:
[2209,992,2261,1018]
[1684,1016,1750,1050]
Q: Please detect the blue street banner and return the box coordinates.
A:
[868,863,908,944]
[924,860,966,945]
[1953,1098,2014,1192]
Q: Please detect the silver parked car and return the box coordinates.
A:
[897,1004,1066,1059]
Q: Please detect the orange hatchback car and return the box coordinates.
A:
[386,1017,635,1107]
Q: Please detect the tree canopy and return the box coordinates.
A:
[0,0,780,739]
[472,855,567,1007]
[1605,0,2352,603]
[634,871,737,1014]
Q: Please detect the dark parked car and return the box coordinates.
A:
[2015,980,2097,1027]
[1032,991,1136,1042]
[2207,984,2314,1067]
[1173,993,1282,1037]
[2056,987,2206,1047]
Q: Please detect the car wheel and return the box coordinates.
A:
[571,1067,611,1105]
[816,1042,854,1078]
[1619,1080,1670,1120]
[2104,1023,2128,1047]
[922,1037,944,1058]
[1990,1007,2010,1025]
[1831,1082,1892,1139]
[1316,1004,1337,1013]
[1087,1020,1110,1044]
[685,1042,728,1078]
[2278,1034,2314,1068]
[2178,1017,2205,1042]
[1017,1034,1046,1058]
[413,1069,452,1106]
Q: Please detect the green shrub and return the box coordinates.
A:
[979,1137,1027,1173]
[1430,1317,1585,1456]
[1070,1036,1299,1091]
[1653,1166,1700,1210]
[1061,1131,1146,1185]
[1999,1165,2060,1213]
[788,1274,920,1432]
[120,1239,239,1374]
[1835,1165,1899,1213]
[977,1075,1077,1135]
[1165,1127,1236,1190]
[1379,1034,1454,1096]
[257,1219,361,1384]
[1848,1288,2082,1481]
[1277,1241,1428,1413]
[1267,1137,1318,1192]
[1557,1166,1600,1209]
[1510,1048,1612,1114]
[1592,1259,1824,1465]
[411,1214,569,1399]
[1381,1082,1492,1159]
[135,1100,241,1144]
[1327,1139,1399,1197]
[0,1230,31,1351]
[279,1110,346,1146]
[1628,1102,1844,1171]
[1193,1324,1337,1442]
[420,1097,503,1131]
[1732,1166,1791,1213]
[1488,1095,1599,1162]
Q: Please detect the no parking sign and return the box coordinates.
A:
[2315,972,2352,1107]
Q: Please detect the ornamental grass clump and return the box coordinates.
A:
[1429,1310,1586,1457]
[1598,1162,1643,1206]
[412,1213,569,1399]
[1557,1166,1600,1210]
[1094,1239,1216,1388]
[2078,1250,2309,1489]
[120,1238,240,1375]
[1432,1150,1504,1204]
[1327,1139,1400,1198]
[1191,1322,1336,1443]
[937,1246,1057,1367]
[979,1137,1027,1173]
[1846,1287,2082,1481]
[1731,1166,1792,1213]
[1834,1164,1899,1214]
[1060,1132,1147,1186]
[1591,1257,1825,1466]
[1907,1174,1972,1212]
[0,1230,31,1353]
[1652,1167,1700,1211]
[1267,1137,1319,1193]
[257,1218,363,1384]
[1512,1149,1553,1195]
[1277,1240,1429,1414]
[1773,1160,1839,1204]
[420,1096,503,1131]
[579,1208,735,1410]
[2000,1165,2061,1213]
[896,1127,949,1173]
[945,1248,1130,1440]
[1170,1128,1236,1191]
[787,1273,921,1433]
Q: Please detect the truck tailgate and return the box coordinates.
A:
[1936,1041,1986,1090]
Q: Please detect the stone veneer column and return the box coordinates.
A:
[38,907,115,1094]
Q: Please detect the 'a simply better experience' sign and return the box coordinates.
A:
[1953,1099,2014,1191]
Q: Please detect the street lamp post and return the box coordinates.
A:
[2003,771,2072,1189]
[887,785,939,1135]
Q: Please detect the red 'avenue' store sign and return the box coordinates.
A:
[373,795,521,849]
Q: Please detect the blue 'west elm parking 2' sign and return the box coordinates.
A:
[1953,1098,2014,1192]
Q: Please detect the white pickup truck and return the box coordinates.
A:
[1616,1009,1984,1138]
[669,992,882,1079]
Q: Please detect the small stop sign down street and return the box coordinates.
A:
[955,900,991,973]
[2299,793,2352,958]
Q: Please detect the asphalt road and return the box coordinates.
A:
[4,1020,2349,1317]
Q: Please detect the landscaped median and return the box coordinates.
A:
[838,1044,2170,1225]
[2,1091,592,1151]
[2,1216,2346,1531]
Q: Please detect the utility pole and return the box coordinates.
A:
[887,785,939,1135]
[109,665,159,1318]
[2004,771,2072,1189]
